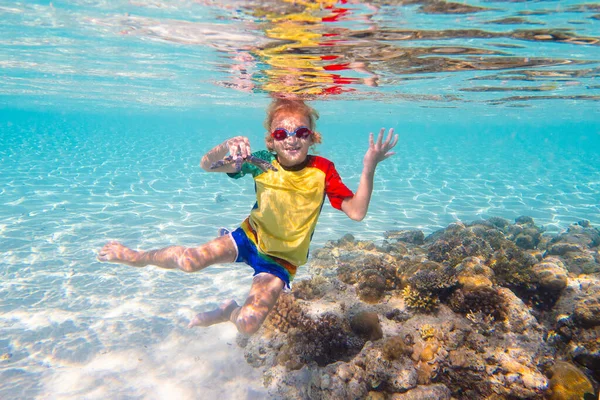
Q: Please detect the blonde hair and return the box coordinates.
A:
[263,98,322,151]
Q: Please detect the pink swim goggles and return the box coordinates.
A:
[271,126,313,141]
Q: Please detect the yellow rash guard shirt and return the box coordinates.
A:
[228,150,353,270]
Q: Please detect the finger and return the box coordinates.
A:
[369,132,374,147]
[244,139,252,157]
[388,134,399,150]
[377,128,384,146]
[239,141,249,158]
[230,143,241,159]
[384,128,394,144]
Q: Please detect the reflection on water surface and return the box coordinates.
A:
[0,0,598,108]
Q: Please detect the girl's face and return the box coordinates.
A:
[269,110,313,167]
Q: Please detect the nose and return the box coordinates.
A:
[284,135,299,144]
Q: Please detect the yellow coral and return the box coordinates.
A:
[401,285,439,312]
[419,343,438,362]
[419,324,437,341]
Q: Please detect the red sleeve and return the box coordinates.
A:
[326,163,354,210]
[310,156,354,210]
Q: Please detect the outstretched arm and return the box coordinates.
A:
[341,128,398,221]
[200,136,252,173]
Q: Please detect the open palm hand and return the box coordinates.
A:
[363,128,398,169]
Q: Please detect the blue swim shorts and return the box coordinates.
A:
[230,219,296,288]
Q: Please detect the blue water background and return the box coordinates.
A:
[1,101,600,398]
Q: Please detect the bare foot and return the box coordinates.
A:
[188,299,239,328]
[97,241,142,266]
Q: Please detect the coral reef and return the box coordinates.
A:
[356,263,398,303]
[384,229,425,245]
[426,222,493,267]
[239,217,600,399]
[350,312,383,341]
[401,285,439,312]
[292,275,328,301]
[548,361,595,400]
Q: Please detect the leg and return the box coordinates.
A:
[97,235,237,272]
[231,273,286,335]
[189,273,285,334]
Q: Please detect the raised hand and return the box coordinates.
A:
[363,128,398,169]
[225,136,252,160]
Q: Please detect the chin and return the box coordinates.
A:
[280,155,306,167]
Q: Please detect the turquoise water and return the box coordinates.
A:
[1,1,599,399]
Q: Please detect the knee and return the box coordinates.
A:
[238,322,261,335]
[234,310,264,335]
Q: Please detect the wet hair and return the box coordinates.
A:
[264,98,322,151]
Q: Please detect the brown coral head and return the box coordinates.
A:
[350,311,383,341]
[357,269,388,303]
[382,336,412,361]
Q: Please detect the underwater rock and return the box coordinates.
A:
[310,234,398,279]
[357,266,395,303]
[447,348,485,371]
[389,383,451,399]
[408,266,457,294]
[427,226,493,267]
[548,361,595,400]
[498,287,544,335]
[382,335,413,361]
[455,256,494,291]
[449,285,506,324]
[547,243,585,256]
[495,351,548,393]
[385,308,411,323]
[509,216,544,250]
[532,258,569,292]
[384,229,425,245]
[551,222,600,249]
[487,216,511,230]
[292,275,328,301]
[488,242,538,288]
[574,289,600,328]
[263,362,370,400]
[350,312,383,341]
[337,263,358,285]
[562,250,600,275]
[358,341,418,392]
[571,333,600,381]
[550,275,600,367]
[545,222,600,275]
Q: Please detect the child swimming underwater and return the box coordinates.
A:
[97,98,398,335]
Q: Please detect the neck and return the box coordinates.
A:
[277,155,310,171]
